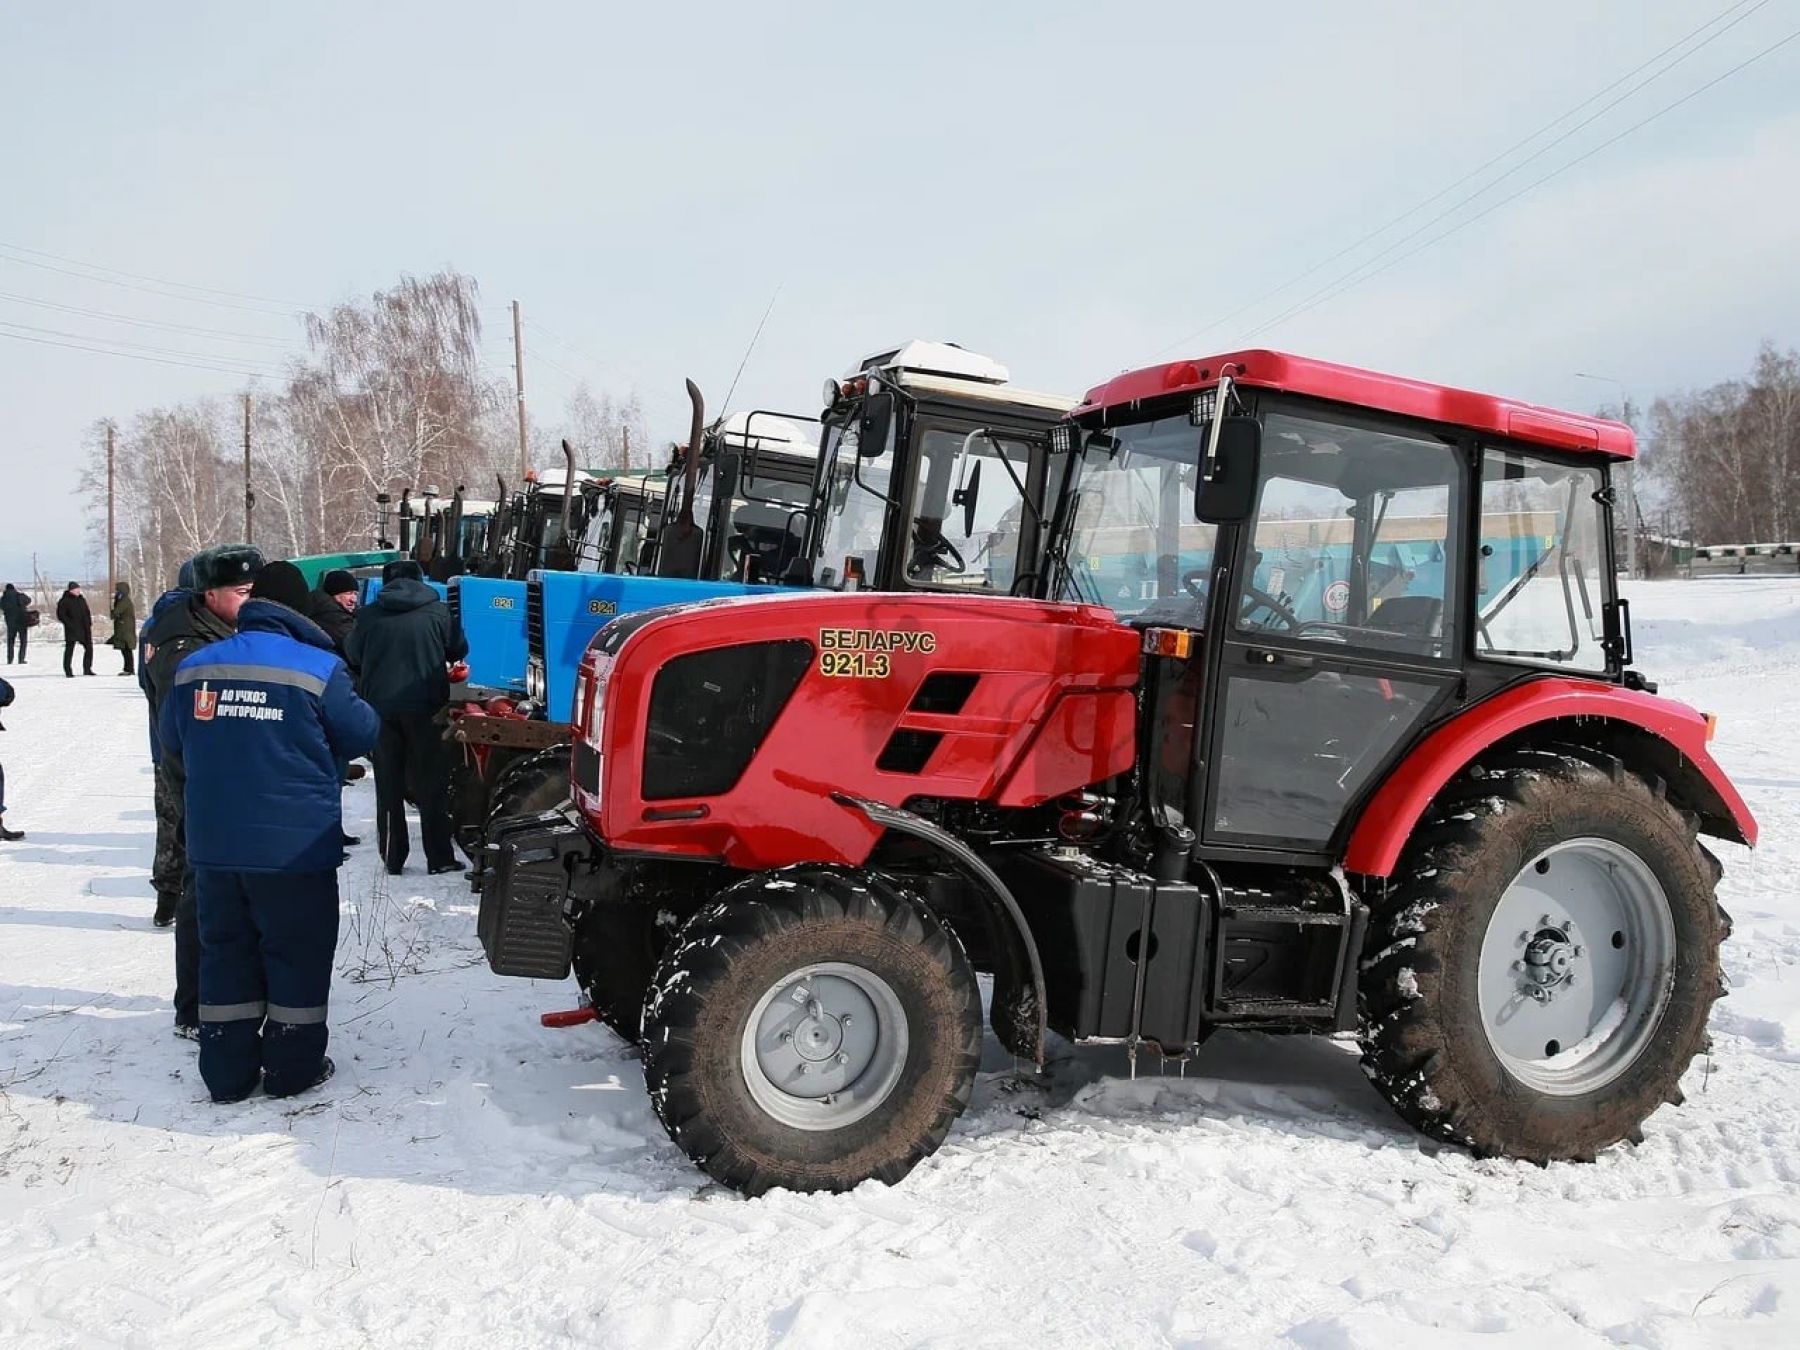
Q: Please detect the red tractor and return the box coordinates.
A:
[478,350,1756,1195]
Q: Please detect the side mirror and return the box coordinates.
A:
[1194,417,1261,524]
[859,392,895,458]
[952,460,982,537]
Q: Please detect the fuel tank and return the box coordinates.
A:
[572,592,1142,869]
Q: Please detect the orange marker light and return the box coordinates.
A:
[1143,627,1193,660]
[1704,712,1719,742]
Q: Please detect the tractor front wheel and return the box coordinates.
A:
[640,868,981,1195]
[1359,745,1726,1161]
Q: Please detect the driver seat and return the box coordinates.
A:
[1374,595,1442,639]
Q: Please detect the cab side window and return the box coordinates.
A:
[1236,413,1462,660]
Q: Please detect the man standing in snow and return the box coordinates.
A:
[56,582,93,677]
[143,545,261,1029]
[0,672,19,840]
[345,560,467,876]
[2,583,29,665]
[159,561,379,1103]
[109,582,137,676]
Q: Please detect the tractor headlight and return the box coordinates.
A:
[526,654,547,704]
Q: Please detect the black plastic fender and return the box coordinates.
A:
[832,791,1047,1065]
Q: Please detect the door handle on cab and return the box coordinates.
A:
[1243,647,1315,672]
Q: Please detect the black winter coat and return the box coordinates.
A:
[344,579,468,716]
[307,589,355,656]
[0,585,27,631]
[142,592,235,718]
[56,588,92,636]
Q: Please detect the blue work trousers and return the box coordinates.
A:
[195,869,339,1101]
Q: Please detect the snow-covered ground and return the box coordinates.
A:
[3,579,1799,1348]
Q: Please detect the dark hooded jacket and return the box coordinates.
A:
[143,592,236,719]
[159,599,379,873]
[109,584,137,651]
[1,584,28,632]
[55,586,91,636]
[344,578,468,716]
[307,588,355,657]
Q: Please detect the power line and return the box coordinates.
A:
[1246,22,1800,340]
[0,289,305,348]
[1146,0,1772,359]
[0,326,283,379]
[0,240,313,308]
[523,315,610,375]
[0,247,304,317]
[0,317,284,371]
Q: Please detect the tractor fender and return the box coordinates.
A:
[1344,677,1756,878]
[832,792,1047,1066]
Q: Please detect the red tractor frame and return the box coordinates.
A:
[478,349,1755,1195]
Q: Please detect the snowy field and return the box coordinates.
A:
[3,578,1799,1349]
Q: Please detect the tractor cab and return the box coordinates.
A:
[390,485,500,580]
[650,410,820,583]
[807,341,1077,594]
[1054,352,1629,860]
[572,471,664,575]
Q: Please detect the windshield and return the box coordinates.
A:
[1059,414,1217,620]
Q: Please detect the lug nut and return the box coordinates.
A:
[835,1051,849,1065]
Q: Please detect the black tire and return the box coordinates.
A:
[1359,743,1727,1161]
[641,867,982,1196]
[572,904,665,1043]
[486,746,569,828]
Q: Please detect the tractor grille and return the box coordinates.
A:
[642,640,812,800]
[447,578,462,626]
[526,575,546,659]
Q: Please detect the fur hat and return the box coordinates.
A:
[320,569,358,596]
[249,560,310,613]
[381,559,424,583]
[195,544,264,591]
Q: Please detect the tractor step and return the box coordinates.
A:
[998,849,1368,1050]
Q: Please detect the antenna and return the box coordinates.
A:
[720,284,782,414]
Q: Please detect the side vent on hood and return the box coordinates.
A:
[642,640,813,800]
[908,672,979,714]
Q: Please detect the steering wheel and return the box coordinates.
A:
[908,524,966,578]
[1181,568,1208,600]
[1240,584,1300,631]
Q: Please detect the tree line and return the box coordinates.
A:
[80,269,653,599]
[1648,342,1800,546]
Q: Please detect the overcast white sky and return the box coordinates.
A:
[3,0,1798,581]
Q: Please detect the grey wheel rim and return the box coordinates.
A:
[740,961,909,1132]
[1477,837,1676,1096]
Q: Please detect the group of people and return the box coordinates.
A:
[1,579,138,675]
[4,547,469,1105]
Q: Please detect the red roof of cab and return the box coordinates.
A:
[1075,349,1635,460]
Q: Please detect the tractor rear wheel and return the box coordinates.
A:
[1359,744,1727,1162]
[641,868,982,1196]
[485,746,570,829]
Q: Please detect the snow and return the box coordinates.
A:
[4,576,1800,1347]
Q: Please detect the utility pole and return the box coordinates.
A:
[512,300,529,479]
[105,422,116,600]
[242,392,255,543]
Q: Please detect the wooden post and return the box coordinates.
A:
[106,423,116,600]
[243,392,255,543]
[512,300,529,479]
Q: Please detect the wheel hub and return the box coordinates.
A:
[1477,838,1676,1096]
[740,962,910,1131]
[1520,922,1582,1002]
